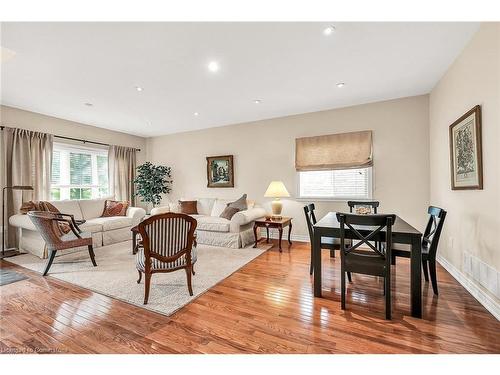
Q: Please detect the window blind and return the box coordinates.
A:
[295,130,373,171]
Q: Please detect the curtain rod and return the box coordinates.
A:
[0,126,141,152]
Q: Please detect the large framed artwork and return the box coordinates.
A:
[206,155,234,188]
[449,105,483,190]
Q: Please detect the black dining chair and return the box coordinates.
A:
[391,206,447,295]
[347,201,379,214]
[304,204,352,279]
[348,200,382,250]
[337,212,396,320]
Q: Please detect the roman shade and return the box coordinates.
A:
[295,130,373,171]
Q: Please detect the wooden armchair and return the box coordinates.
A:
[27,211,97,276]
[136,213,198,304]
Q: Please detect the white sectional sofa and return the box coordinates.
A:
[9,198,146,258]
[151,198,266,248]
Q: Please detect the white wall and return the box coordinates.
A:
[429,23,500,306]
[148,95,430,239]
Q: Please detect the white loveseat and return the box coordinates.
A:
[151,198,266,248]
[9,198,146,258]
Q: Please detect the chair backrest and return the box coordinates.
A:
[423,206,447,259]
[27,211,64,249]
[347,201,379,214]
[137,213,197,265]
[336,213,396,263]
[303,203,317,243]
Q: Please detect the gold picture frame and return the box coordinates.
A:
[206,155,234,188]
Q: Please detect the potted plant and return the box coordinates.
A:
[133,162,172,213]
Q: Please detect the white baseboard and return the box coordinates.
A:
[437,255,500,321]
[260,228,309,243]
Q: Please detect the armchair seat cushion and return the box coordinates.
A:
[136,247,197,272]
[86,216,134,231]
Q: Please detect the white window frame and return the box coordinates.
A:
[296,167,374,201]
[51,142,109,200]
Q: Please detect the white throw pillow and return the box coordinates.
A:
[197,198,216,216]
[210,199,231,217]
[169,202,181,213]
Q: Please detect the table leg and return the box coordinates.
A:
[410,234,422,318]
[313,228,322,297]
[132,231,137,254]
[266,227,269,243]
[278,228,283,252]
[288,223,292,245]
[253,223,258,248]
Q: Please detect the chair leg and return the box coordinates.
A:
[185,266,194,296]
[429,260,439,295]
[330,249,335,258]
[88,245,97,267]
[143,272,151,304]
[341,270,346,310]
[385,275,391,320]
[391,255,396,265]
[43,250,57,276]
[309,245,314,275]
[192,264,196,275]
[422,258,429,282]
[347,271,352,283]
[137,270,142,284]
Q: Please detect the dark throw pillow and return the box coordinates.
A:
[101,200,129,217]
[219,206,240,220]
[179,200,198,215]
[227,194,248,211]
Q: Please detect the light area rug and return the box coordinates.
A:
[6,240,271,316]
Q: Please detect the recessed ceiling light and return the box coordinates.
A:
[323,26,336,36]
[336,82,345,88]
[84,102,93,107]
[194,112,199,116]
[135,86,143,92]
[207,61,220,73]
[253,99,262,104]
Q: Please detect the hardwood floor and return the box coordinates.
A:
[1,240,499,354]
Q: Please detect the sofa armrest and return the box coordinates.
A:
[230,207,266,233]
[126,206,146,226]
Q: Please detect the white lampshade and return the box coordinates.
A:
[264,181,290,198]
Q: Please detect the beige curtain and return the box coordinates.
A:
[1,127,53,247]
[295,130,373,171]
[109,145,137,205]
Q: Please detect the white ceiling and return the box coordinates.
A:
[1,22,479,137]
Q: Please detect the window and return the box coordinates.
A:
[51,143,109,200]
[298,167,372,200]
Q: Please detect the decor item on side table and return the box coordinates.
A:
[133,162,172,212]
[253,216,292,252]
[1,185,33,258]
[264,181,290,220]
[206,155,234,188]
[449,105,483,190]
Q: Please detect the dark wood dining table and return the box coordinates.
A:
[313,212,423,318]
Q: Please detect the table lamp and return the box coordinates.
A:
[2,185,33,258]
[264,181,290,220]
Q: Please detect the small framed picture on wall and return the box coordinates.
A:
[449,105,483,190]
[206,155,234,188]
